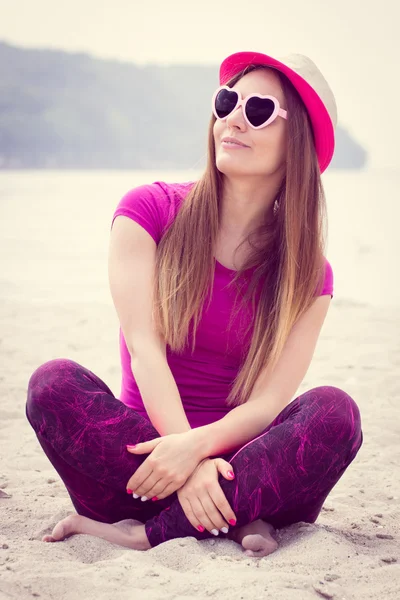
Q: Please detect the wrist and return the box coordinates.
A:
[186,426,212,461]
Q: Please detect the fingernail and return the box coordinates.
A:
[151,497,158,501]
[127,488,133,494]
[197,525,205,532]
[220,527,229,533]
[211,529,219,536]
[132,493,139,499]
[229,519,237,526]
[227,470,235,479]
[126,444,137,449]
[141,496,148,502]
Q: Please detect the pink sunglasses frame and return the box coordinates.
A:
[212,85,288,129]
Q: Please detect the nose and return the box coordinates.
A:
[225,104,247,130]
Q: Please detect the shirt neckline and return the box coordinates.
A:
[215,258,257,275]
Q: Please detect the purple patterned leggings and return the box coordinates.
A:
[25,358,363,547]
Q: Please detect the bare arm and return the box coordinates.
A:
[108,215,191,436]
[191,294,332,457]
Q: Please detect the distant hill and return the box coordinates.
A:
[0,41,367,170]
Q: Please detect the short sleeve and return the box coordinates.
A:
[110,183,171,244]
[320,258,334,298]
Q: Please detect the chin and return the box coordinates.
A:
[216,155,247,174]
[216,162,261,179]
[216,164,247,177]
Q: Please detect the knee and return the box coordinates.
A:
[310,385,363,455]
[26,358,77,419]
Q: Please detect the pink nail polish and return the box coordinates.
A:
[227,471,235,479]
[229,519,237,526]
[197,525,205,532]
[127,488,133,494]
[151,497,158,501]
[126,444,137,449]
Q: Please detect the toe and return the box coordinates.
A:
[242,533,278,558]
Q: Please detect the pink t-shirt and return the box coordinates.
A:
[111,181,334,429]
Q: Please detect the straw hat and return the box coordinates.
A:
[219,51,337,173]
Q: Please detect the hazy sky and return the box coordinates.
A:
[1,0,398,168]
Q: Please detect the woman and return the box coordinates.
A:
[25,50,363,558]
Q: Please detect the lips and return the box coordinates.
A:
[221,137,249,148]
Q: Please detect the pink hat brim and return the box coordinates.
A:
[219,51,335,173]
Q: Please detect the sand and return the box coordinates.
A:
[1,294,399,600]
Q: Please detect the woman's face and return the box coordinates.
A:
[213,69,288,179]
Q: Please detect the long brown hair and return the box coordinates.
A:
[153,65,329,407]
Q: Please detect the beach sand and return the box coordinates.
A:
[1,295,399,599]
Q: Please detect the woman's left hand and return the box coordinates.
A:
[177,457,237,535]
[125,432,204,501]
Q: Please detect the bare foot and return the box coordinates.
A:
[227,519,279,558]
[42,514,151,550]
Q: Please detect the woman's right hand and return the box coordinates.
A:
[177,457,237,535]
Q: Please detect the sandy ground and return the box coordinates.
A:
[0,295,399,600]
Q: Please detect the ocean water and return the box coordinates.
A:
[0,167,398,308]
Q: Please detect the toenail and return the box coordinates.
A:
[229,519,236,525]
[220,527,229,533]
[211,529,219,536]
[141,496,148,502]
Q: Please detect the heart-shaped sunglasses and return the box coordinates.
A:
[212,85,288,129]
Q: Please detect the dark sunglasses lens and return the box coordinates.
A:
[214,88,238,119]
[246,97,275,127]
